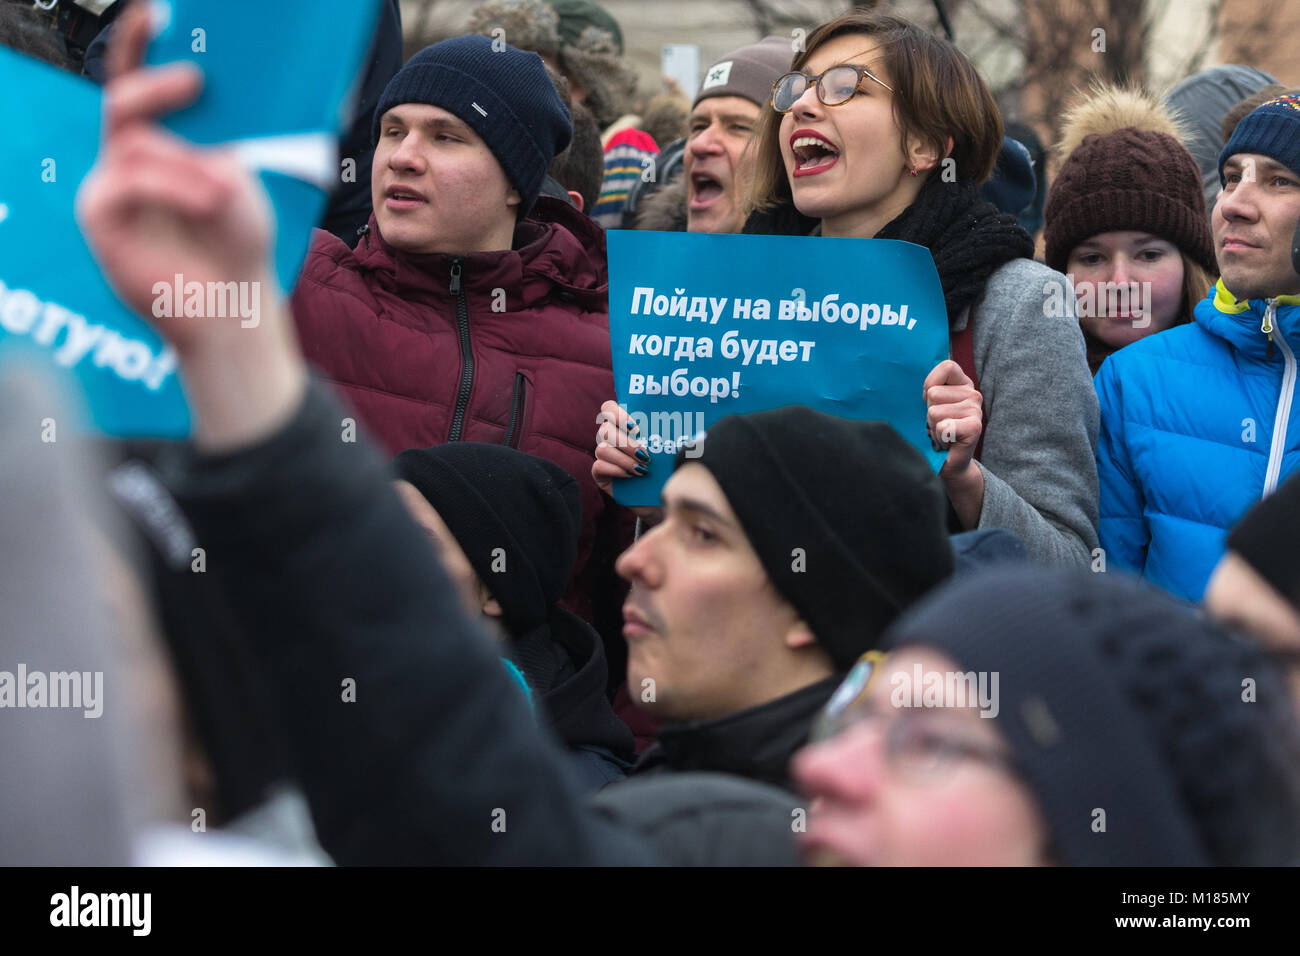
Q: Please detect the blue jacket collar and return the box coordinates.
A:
[1193,280,1300,358]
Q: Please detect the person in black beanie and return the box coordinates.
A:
[794,566,1300,866]
[615,406,952,791]
[393,443,635,790]
[1205,468,1300,714]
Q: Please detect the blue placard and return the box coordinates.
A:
[0,0,381,438]
[608,230,950,506]
[143,0,384,292]
[144,0,378,145]
[0,46,188,437]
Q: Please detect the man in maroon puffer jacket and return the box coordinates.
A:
[291,35,630,626]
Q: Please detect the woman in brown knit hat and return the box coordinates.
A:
[1044,85,1218,373]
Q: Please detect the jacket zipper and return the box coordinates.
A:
[1263,298,1295,497]
[447,258,474,442]
[503,372,527,449]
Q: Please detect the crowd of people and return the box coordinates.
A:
[5,0,1300,866]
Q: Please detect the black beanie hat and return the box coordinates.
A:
[392,443,581,632]
[675,407,952,672]
[1228,468,1300,609]
[372,35,573,216]
[882,566,1300,866]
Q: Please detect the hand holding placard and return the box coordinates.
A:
[592,399,664,523]
[923,358,986,526]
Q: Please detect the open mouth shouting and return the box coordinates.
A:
[689,170,727,210]
[790,129,841,178]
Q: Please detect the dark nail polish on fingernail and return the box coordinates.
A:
[633,465,648,476]
[635,448,650,463]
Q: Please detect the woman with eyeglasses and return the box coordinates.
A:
[792,566,1300,866]
[744,11,1098,568]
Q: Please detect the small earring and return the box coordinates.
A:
[909,166,918,177]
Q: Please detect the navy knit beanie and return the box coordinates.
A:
[373,35,573,216]
[882,566,1300,866]
[1218,93,1300,184]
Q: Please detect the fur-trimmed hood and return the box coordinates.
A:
[468,0,636,129]
[635,175,689,232]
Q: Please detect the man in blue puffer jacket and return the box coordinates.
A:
[1097,94,1300,601]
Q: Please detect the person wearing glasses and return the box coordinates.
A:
[793,566,1300,866]
[742,10,1099,569]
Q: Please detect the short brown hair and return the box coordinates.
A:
[549,101,604,213]
[745,11,1002,215]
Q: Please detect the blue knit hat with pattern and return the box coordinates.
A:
[372,35,573,216]
[1218,93,1300,183]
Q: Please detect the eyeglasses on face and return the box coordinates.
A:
[810,650,1016,781]
[770,64,894,114]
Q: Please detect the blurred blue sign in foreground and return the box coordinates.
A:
[0,0,381,437]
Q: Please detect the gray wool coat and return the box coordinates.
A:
[955,257,1099,567]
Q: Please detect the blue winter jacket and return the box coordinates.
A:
[1096,281,1300,601]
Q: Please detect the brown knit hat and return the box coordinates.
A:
[1044,86,1217,276]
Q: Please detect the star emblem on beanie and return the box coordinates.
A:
[704,62,732,88]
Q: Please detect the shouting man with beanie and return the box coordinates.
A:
[615,407,953,790]
[392,443,635,790]
[290,34,630,629]
[1094,92,1300,602]
[634,36,793,234]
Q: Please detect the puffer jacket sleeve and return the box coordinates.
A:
[161,378,656,865]
[1094,353,1149,575]
[971,262,1100,567]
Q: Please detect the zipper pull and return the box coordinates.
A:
[1264,300,1277,359]
[449,260,462,295]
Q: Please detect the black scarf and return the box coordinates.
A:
[744,177,1034,327]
